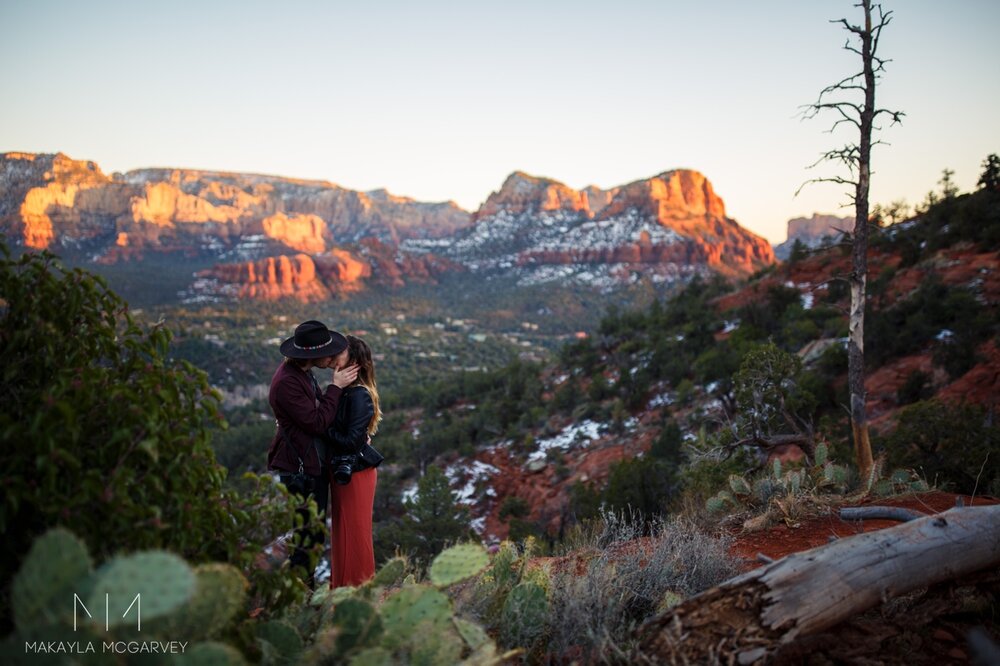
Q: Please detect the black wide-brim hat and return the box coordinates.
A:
[279,320,348,359]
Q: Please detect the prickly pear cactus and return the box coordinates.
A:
[874,479,895,497]
[772,458,782,480]
[11,527,93,631]
[787,470,803,495]
[349,646,394,666]
[823,463,847,486]
[378,585,452,650]
[175,641,249,666]
[256,619,303,666]
[910,479,930,492]
[814,441,829,467]
[157,563,247,641]
[705,494,728,515]
[890,468,912,485]
[429,543,490,588]
[87,551,195,629]
[370,556,407,588]
[454,617,491,650]
[485,541,522,592]
[728,475,752,497]
[753,477,781,504]
[331,598,383,654]
[499,581,548,649]
[409,620,464,666]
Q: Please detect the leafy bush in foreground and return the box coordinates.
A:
[0,247,303,627]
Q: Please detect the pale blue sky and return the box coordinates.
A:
[1,0,997,243]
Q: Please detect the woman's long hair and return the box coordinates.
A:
[346,335,382,435]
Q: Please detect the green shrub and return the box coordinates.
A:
[0,248,304,626]
[881,399,1000,495]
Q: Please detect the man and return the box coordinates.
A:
[267,320,358,586]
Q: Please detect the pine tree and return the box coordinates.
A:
[385,466,473,566]
[979,153,1000,192]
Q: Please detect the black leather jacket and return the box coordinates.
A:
[326,386,377,469]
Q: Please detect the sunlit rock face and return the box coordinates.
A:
[1,152,774,300]
[773,213,853,260]
[412,168,774,287]
[191,239,461,302]
[261,212,328,254]
[0,152,471,259]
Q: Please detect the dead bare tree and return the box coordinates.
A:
[798,1,903,484]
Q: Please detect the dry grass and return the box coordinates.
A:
[543,508,741,663]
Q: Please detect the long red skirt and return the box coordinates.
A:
[328,467,377,589]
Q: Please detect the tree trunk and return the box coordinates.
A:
[849,0,876,483]
[636,505,1000,664]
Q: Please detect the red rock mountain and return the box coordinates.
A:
[190,239,463,302]
[0,152,470,259]
[2,152,775,299]
[447,170,773,279]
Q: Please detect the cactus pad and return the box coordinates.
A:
[87,551,194,629]
[156,563,247,640]
[371,557,407,588]
[350,646,394,666]
[705,495,727,515]
[728,475,752,496]
[499,581,547,648]
[454,617,491,650]
[429,543,490,587]
[175,641,249,666]
[256,620,303,664]
[890,468,911,485]
[814,441,829,467]
[12,527,93,631]
[331,598,383,654]
[378,585,452,650]
[409,621,464,666]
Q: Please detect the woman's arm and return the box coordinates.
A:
[327,389,374,453]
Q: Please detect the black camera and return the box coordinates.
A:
[330,454,358,485]
[284,471,315,496]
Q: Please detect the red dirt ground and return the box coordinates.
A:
[729,491,1000,570]
[726,492,1000,664]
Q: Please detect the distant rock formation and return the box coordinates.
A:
[1,152,775,300]
[774,213,853,260]
[190,239,462,302]
[420,169,773,284]
[0,152,471,260]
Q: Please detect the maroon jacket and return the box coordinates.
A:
[267,361,342,475]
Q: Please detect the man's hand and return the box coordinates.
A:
[332,364,359,388]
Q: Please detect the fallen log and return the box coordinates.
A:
[636,504,1000,665]
[839,506,926,522]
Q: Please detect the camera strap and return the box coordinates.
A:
[277,422,307,475]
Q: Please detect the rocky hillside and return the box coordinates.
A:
[405,170,774,289]
[1,153,775,300]
[382,186,999,545]
[0,152,470,260]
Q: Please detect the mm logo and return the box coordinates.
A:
[73,594,141,631]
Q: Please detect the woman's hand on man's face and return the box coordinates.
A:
[332,364,360,388]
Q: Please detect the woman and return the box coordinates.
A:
[267,320,358,587]
[326,334,384,588]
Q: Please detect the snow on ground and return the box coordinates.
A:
[446,459,501,506]
[527,419,604,463]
